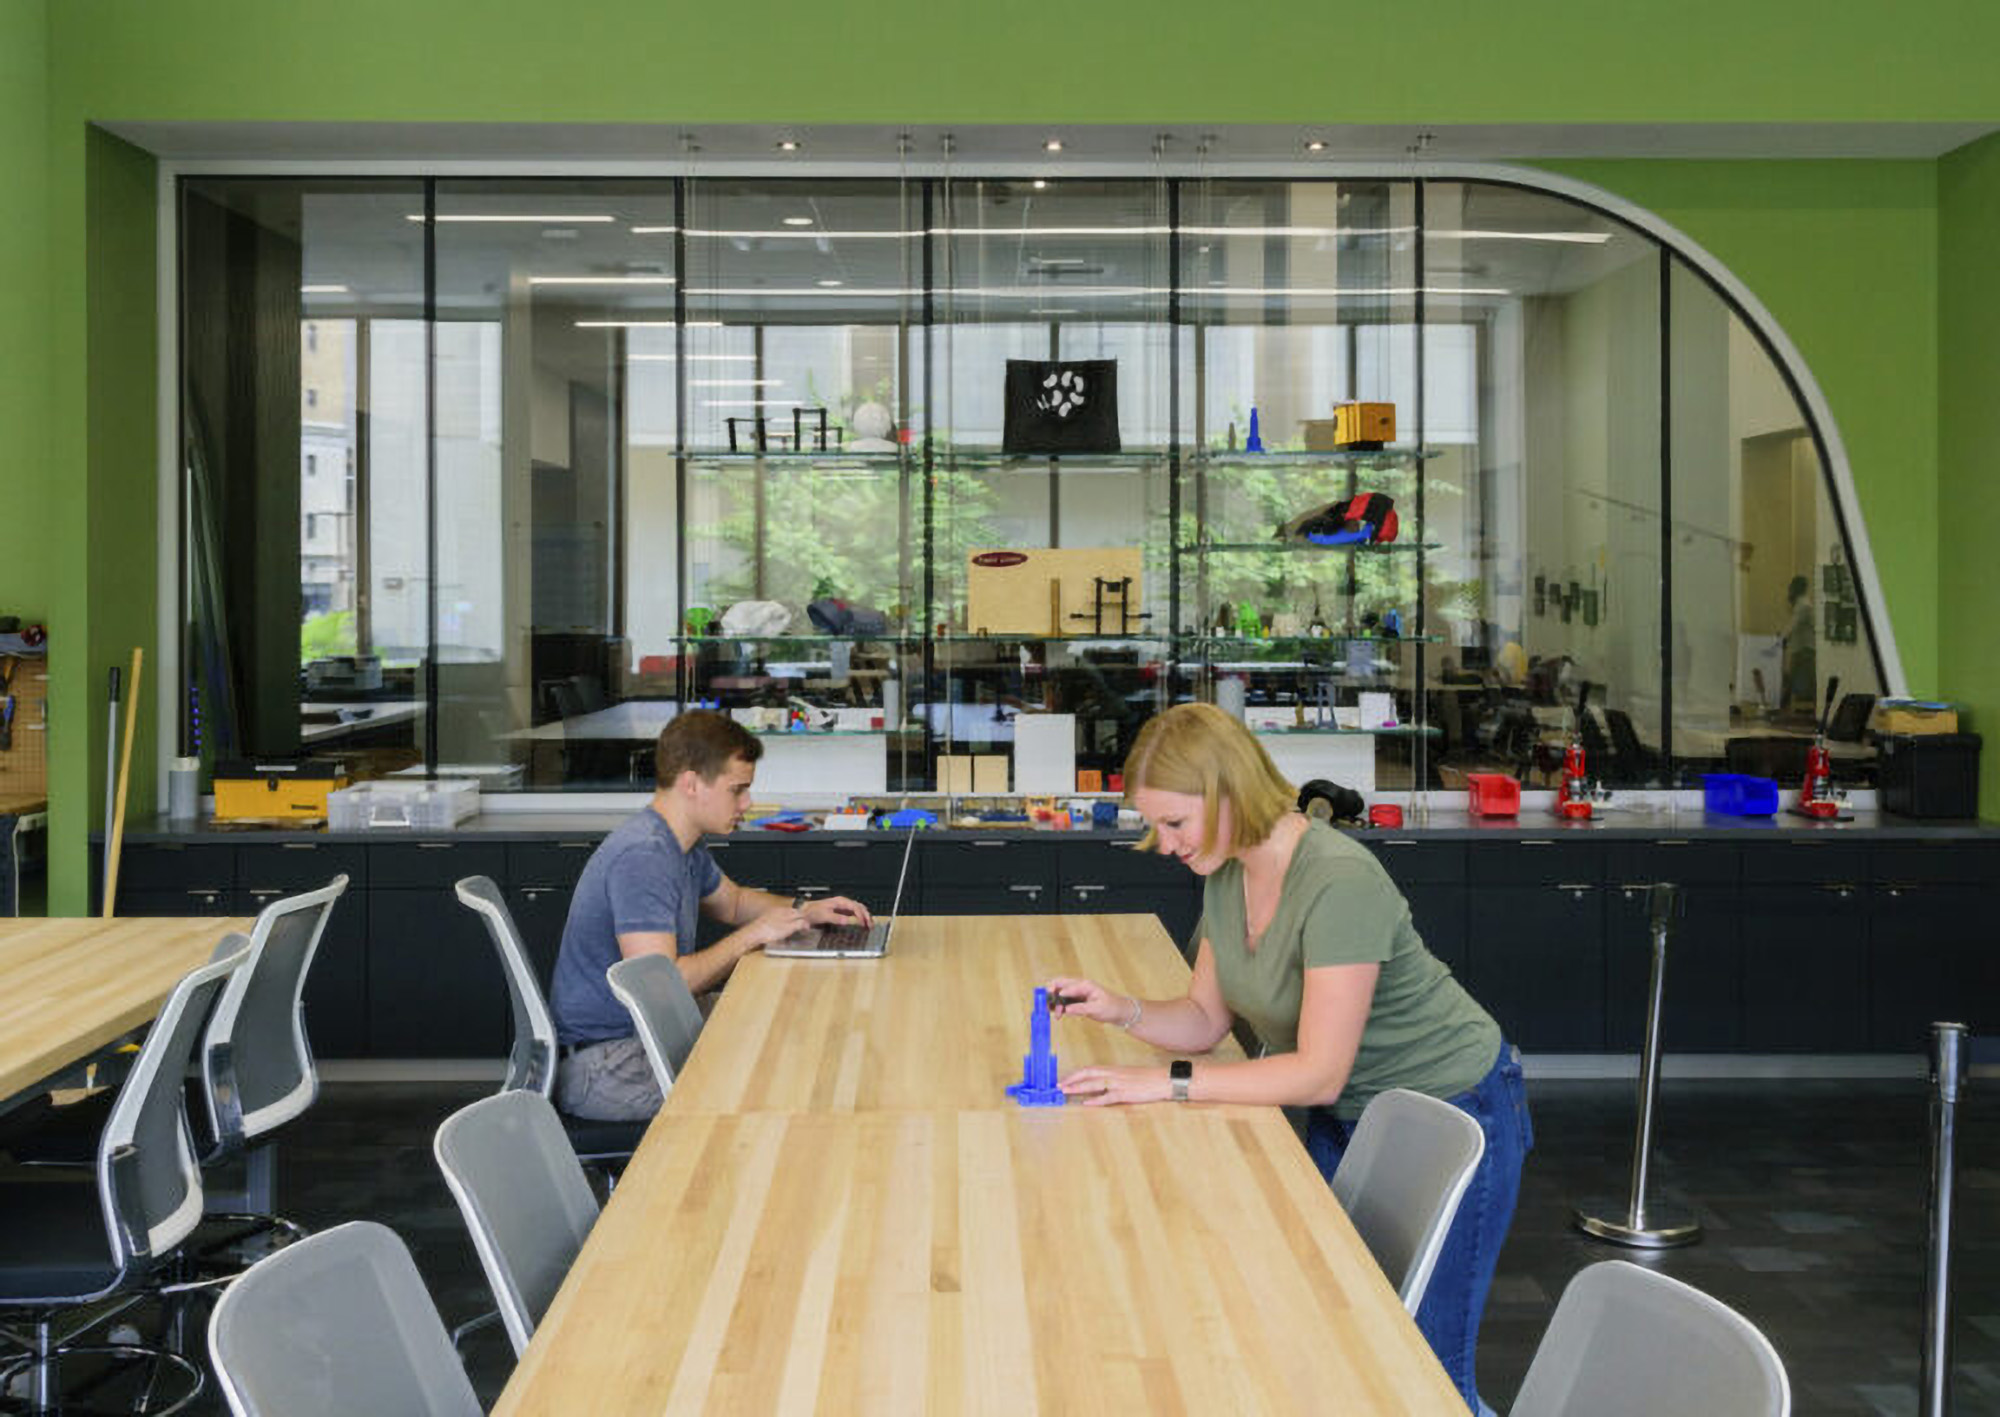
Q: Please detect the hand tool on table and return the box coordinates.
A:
[1554,682,1600,821]
[1789,674,1851,820]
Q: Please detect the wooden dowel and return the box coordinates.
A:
[100,648,143,919]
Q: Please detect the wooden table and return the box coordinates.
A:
[0,916,253,1111]
[496,916,1463,1415]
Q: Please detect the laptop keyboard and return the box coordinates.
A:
[814,922,874,951]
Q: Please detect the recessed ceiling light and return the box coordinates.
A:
[1304,139,1328,153]
[300,284,349,295]
[1043,139,1064,153]
[776,139,801,152]
[1032,179,1048,191]
[782,216,813,226]
[817,279,844,287]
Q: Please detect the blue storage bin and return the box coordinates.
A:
[1704,772,1780,816]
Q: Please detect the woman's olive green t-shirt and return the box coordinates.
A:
[1200,821,1499,1121]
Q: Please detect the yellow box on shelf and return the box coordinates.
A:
[212,760,347,822]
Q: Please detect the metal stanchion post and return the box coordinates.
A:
[1574,881,1702,1248]
[1922,1021,1968,1417]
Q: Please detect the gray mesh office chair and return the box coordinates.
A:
[197,873,350,1238]
[1510,1261,1790,1416]
[1330,1087,1486,1314]
[434,1090,601,1357]
[208,1220,481,1417]
[453,875,645,1164]
[605,952,706,1101]
[0,935,251,1415]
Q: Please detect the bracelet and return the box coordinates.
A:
[1121,995,1143,1030]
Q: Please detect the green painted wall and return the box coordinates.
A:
[39,0,2000,124]
[1547,160,1941,694]
[0,0,50,622]
[1938,133,2000,818]
[21,3,2000,909]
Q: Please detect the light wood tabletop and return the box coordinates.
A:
[494,1108,1463,1416]
[668,914,1244,1115]
[497,913,1462,1414]
[0,915,253,1107]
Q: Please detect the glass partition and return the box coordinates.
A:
[1423,182,1664,788]
[176,169,1891,800]
[1669,258,1886,785]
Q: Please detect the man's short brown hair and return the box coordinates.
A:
[655,709,763,788]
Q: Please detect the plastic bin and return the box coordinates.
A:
[325,780,481,831]
[1703,773,1780,817]
[1465,772,1521,817]
[1877,733,1982,819]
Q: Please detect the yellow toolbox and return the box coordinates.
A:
[213,759,349,822]
[1333,401,1396,448]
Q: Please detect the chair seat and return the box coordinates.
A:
[1,1089,113,1166]
[559,1112,645,1158]
[0,1178,122,1305]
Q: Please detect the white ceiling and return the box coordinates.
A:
[107,119,2000,169]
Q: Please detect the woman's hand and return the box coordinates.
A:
[802,895,872,928]
[1044,976,1134,1026]
[1059,1064,1172,1107]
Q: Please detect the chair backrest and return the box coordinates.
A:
[1510,1261,1790,1417]
[434,1090,601,1357]
[208,1220,482,1417]
[201,874,349,1151]
[1330,1087,1486,1314]
[455,874,558,1097]
[604,953,704,1099]
[99,934,251,1275]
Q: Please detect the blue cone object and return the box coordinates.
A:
[1005,987,1066,1107]
[1245,407,1264,453]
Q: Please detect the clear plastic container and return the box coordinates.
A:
[325,779,480,831]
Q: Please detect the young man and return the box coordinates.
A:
[549,709,872,1121]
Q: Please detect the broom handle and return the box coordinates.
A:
[101,648,143,919]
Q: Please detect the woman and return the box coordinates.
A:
[1053,702,1530,1413]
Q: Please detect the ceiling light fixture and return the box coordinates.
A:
[629,225,679,235]
[1031,180,1049,190]
[405,213,616,224]
[1304,139,1327,153]
[1043,139,1064,152]
[776,138,801,152]
[300,284,349,295]
[527,275,676,286]
[782,216,814,226]
[816,279,844,287]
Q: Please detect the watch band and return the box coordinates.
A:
[1170,1059,1192,1103]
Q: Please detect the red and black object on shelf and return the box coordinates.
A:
[1789,675,1853,821]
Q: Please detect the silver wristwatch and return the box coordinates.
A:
[1170,1059,1193,1103]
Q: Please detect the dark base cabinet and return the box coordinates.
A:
[103,823,2000,1061]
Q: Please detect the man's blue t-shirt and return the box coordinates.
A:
[550,807,723,1047]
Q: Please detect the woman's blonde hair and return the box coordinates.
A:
[1122,703,1296,855]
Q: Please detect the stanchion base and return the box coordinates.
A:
[1571,1200,1702,1249]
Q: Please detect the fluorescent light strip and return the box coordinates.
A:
[529,276,675,286]
[407,213,618,223]
[575,319,721,328]
[300,284,350,294]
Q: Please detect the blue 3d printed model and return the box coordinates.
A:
[1005,987,1066,1107]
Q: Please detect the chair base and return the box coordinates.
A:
[1571,1199,1703,1249]
[0,1341,203,1417]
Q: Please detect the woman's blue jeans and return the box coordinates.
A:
[1305,1044,1533,1412]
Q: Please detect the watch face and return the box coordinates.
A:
[1170,1060,1193,1081]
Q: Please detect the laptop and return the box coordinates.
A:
[765,827,915,959]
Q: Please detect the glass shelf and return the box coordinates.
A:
[1188,448,1441,467]
[1184,633,1444,647]
[940,451,1171,470]
[932,632,1171,644]
[1178,540,1444,556]
[684,451,908,467]
[683,633,919,645]
[1251,724,1443,737]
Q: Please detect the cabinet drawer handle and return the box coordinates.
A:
[1555,882,1595,892]
[1071,884,1107,895]
[1819,883,1858,897]
[1656,839,1691,848]
[1009,884,1042,895]
[280,842,319,851]
[1381,839,1419,848]
[559,841,594,851]
[834,840,870,849]
[971,840,1010,848]
[417,842,454,850]
[1518,840,1555,848]
[794,885,831,894]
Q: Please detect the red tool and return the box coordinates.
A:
[1555,683,1597,821]
[1790,675,1848,820]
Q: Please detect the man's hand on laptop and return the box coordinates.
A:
[802,896,873,928]
[748,905,811,949]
